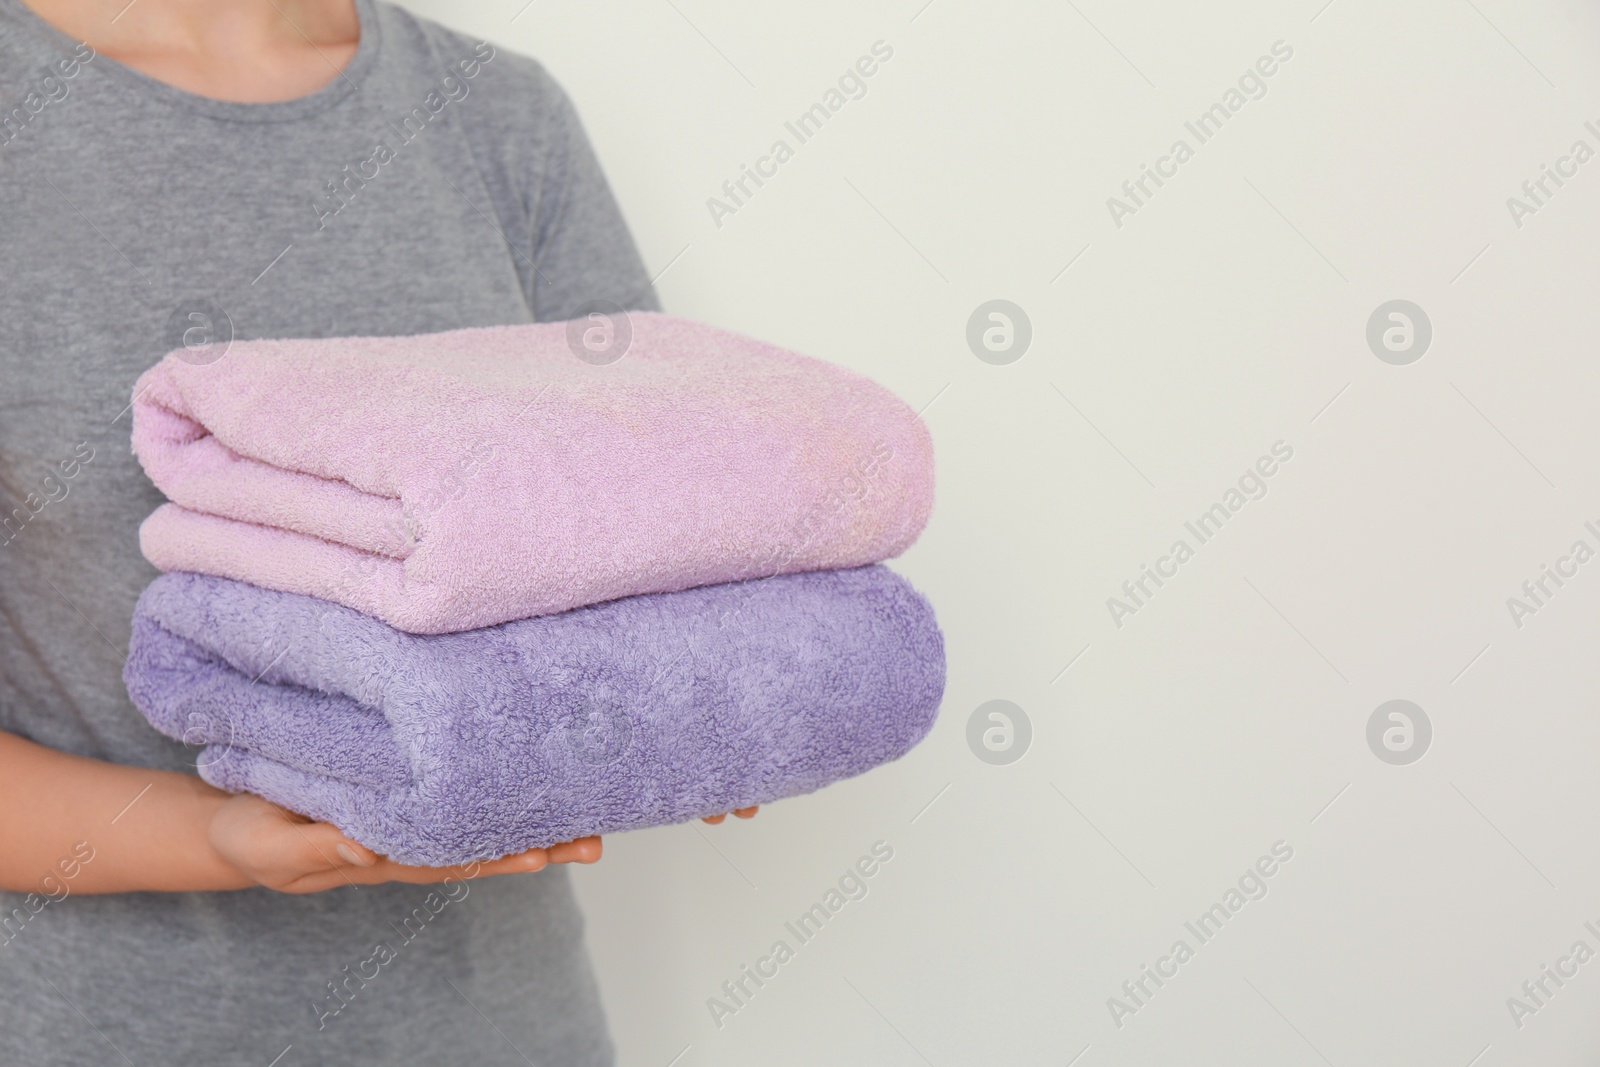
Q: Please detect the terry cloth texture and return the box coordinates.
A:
[131,313,935,634]
[124,566,946,866]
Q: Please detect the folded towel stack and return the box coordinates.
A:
[123,313,944,865]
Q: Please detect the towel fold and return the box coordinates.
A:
[124,566,945,866]
[132,313,934,634]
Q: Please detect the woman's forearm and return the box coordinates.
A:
[0,729,252,895]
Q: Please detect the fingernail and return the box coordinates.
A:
[335,843,371,866]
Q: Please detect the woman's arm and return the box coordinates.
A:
[0,728,250,894]
[0,729,599,895]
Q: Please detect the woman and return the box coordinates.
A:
[0,0,750,1061]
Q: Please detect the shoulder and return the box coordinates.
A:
[366,1,574,132]
[0,17,97,98]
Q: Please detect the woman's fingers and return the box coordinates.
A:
[311,836,593,884]
[272,813,377,871]
[333,840,378,867]
[211,797,388,893]
[360,841,591,882]
[703,805,760,824]
[355,847,546,885]
[348,842,588,885]
[548,836,602,864]
[223,789,605,891]
[474,849,550,876]
[371,838,598,881]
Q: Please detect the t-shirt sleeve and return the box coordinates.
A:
[525,77,660,322]
[434,29,659,322]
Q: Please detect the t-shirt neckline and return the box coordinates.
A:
[0,0,381,123]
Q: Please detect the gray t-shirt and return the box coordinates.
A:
[0,0,657,1061]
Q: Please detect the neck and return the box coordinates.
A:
[17,0,361,102]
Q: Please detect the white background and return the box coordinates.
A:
[405,1,1600,1063]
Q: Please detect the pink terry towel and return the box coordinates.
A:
[132,313,934,634]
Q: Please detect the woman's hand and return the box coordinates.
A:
[209,792,601,894]
[701,806,759,825]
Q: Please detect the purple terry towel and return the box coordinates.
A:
[124,566,945,866]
